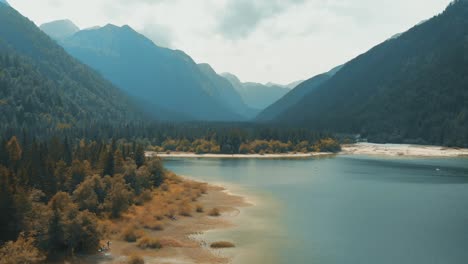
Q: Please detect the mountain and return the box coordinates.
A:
[40,19,80,41]
[197,63,259,119]
[266,80,303,89]
[53,23,244,121]
[256,65,342,121]
[222,73,290,110]
[270,0,468,147]
[0,4,145,134]
[0,0,9,6]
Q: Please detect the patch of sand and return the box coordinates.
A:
[342,143,468,157]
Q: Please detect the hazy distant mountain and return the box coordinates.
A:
[0,0,9,6]
[40,19,80,40]
[257,65,342,121]
[270,0,468,147]
[266,80,303,89]
[54,23,244,121]
[222,73,290,110]
[0,4,144,132]
[197,64,259,119]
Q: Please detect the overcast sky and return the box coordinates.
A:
[8,0,452,84]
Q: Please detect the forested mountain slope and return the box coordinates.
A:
[257,65,342,121]
[58,24,244,121]
[272,0,468,147]
[0,4,144,135]
[197,63,258,119]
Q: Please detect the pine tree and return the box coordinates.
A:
[134,145,145,168]
[6,136,22,169]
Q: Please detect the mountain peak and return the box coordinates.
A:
[221,72,242,83]
[40,19,79,40]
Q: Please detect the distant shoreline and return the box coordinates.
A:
[341,143,468,157]
[146,151,335,159]
[147,143,468,159]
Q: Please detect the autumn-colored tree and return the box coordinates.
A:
[47,192,101,255]
[68,160,91,192]
[0,234,45,264]
[72,177,100,213]
[146,158,165,187]
[103,175,133,218]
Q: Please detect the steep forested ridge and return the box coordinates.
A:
[256,65,342,121]
[58,24,245,121]
[0,4,144,135]
[197,63,259,119]
[272,0,468,146]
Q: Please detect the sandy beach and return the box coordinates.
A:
[147,151,334,159]
[342,143,468,157]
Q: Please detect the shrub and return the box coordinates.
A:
[210,241,235,248]
[159,237,184,247]
[208,208,220,217]
[137,237,162,249]
[121,226,142,242]
[127,255,145,264]
[144,221,164,231]
[0,235,45,264]
[196,204,204,213]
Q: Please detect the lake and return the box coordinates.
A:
[165,155,468,264]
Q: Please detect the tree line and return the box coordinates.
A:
[0,135,163,262]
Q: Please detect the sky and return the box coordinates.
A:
[8,0,452,84]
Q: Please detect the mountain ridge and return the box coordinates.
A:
[270,0,468,146]
[56,23,246,121]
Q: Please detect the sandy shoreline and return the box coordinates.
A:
[147,142,468,159]
[147,151,334,159]
[341,143,468,157]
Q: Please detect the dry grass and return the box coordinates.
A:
[143,221,164,231]
[208,208,220,217]
[159,237,185,248]
[137,237,162,249]
[127,255,145,264]
[110,173,220,254]
[179,202,193,217]
[210,241,235,248]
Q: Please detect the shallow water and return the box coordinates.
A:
[165,155,468,264]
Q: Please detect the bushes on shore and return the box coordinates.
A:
[137,237,162,249]
[150,138,341,155]
[210,241,235,248]
[127,255,145,264]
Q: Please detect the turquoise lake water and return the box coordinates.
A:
[165,155,468,264]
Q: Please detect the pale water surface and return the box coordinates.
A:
[165,155,468,264]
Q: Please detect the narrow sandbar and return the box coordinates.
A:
[342,143,468,157]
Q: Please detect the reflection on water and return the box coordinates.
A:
[165,156,468,264]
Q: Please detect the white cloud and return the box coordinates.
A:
[8,0,452,84]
